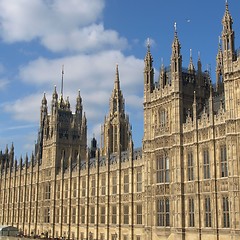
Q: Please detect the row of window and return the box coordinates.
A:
[77,232,141,240]
[0,169,143,204]
[156,146,228,183]
[54,205,143,225]
[0,196,231,228]
[156,197,230,228]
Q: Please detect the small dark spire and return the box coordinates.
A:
[188,49,195,73]
[25,153,28,165]
[77,89,82,104]
[10,142,14,153]
[42,92,47,106]
[90,135,97,158]
[66,96,70,110]
[31,152,35,165]
[197,51,202,73]
[76,89,82,114]
[52,85,58,100]
[5,145,8,155]
[82,112,87,125]
[19,155,23,167]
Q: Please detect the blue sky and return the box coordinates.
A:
[0,0,240,159]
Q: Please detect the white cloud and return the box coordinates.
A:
[0,0,127,52]
[0,0,145,156]
[19,50,144,97]
[3,94,42,122]
[41,24,128,52]
[3,50,143,148]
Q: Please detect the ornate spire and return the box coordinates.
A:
[65,96,70,110]
[82,112,87,125]
[216,36,223,65]
[52,85,58,114]
[114,64,120,92]
[52,85,58,100]
[222,0,235,58]
[188,49,195,73]
[76,89,82,114]
[197,51,202,73]
[222,1,233,30]
[144,38,153,71]
[42,92,47,106]
[216,36,224,93]
[102,65,131,155]
[172,22,181,57]
[144,37,154,97]
[171,22,181,71]
[110,65,125,115]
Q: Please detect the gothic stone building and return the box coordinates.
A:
[1,2,240,240]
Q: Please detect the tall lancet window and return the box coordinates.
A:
[187,152,194,181]
[156,155,170,183]
[203,149,210,179]
[220,145,228,177]
[159,109,167,128]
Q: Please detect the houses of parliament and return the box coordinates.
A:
[1,2,240,240]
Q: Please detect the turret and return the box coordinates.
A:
[196,52,203,88]
[171,23,182,92]
[216,36,224,93]
[188,49,195,74]
[102,65,132,155]
[144,39,154,102]
[81,112,87,142]
[109,65,125,116]
[222,0,235,66]
[159,59,166,89]
[75,90,83,120]
[197,52,202,73]
[51,85,58,114]
[41,92,48,123]
[65,96,70,110]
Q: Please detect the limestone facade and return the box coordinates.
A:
[1,2,240,240]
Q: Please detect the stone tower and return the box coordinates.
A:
[37,76,87,173]
[101,65,132,155]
